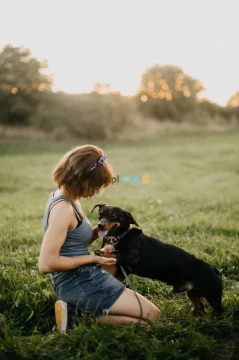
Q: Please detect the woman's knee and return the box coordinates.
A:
[133,292,160,322]
[148,305,161,321]
[110,288,160,322]
[133,291,160,318]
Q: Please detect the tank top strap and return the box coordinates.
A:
[46,192,83,226]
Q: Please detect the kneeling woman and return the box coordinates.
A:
[38,144,160,331]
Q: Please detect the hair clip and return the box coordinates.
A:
[90,154,107,171]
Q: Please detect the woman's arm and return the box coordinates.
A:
[38,202,117,274]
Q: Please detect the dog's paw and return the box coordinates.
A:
[94,250,117,258]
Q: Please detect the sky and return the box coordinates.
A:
[1,0,239,105]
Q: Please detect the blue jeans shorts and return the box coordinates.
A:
[51,264,125,317]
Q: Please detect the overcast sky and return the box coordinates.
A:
[1,0,239,105]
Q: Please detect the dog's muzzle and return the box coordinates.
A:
[98,218,108,229]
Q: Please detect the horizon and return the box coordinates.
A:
[1,0,239,106]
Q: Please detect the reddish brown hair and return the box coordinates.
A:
[52,144,113,197]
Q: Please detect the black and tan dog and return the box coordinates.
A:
[91,203,223,315]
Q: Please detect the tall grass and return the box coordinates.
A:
[0,130,239,359]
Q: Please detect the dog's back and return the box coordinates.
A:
[123,230,221,288]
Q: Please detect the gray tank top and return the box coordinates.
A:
[43,191,93,257]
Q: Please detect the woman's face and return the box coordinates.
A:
[80,181,102,198]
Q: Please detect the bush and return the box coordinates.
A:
[136,94,198,122]
[29,92,140,139]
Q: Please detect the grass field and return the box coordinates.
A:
[0,130,239,360]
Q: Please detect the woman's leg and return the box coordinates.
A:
[97,315,148,326]
[97,288,160,324]
[82,312,148,326]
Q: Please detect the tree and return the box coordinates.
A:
[0,45,52,94]
[227,91,239,107]
[137,65,205,121]
[0,45,52,124]
[138,64,204,101]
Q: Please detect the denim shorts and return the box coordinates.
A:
[51,264,125,317]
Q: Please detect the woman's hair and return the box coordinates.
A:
[52,144,113,196]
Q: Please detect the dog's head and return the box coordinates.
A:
[91,203,139,235]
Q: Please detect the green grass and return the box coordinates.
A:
[0,130,239,359]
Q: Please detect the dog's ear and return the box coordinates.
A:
[91,204,106,213]
[123,210,139,227]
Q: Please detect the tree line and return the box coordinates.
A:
[0,45,239,139]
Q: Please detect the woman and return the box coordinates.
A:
[38,144,160,331]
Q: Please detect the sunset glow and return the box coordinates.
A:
[1,0,239,105]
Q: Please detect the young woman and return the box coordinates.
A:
[38,144,160,331]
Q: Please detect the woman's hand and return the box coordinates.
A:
[100,244,113,252]
[94,255,117,266]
